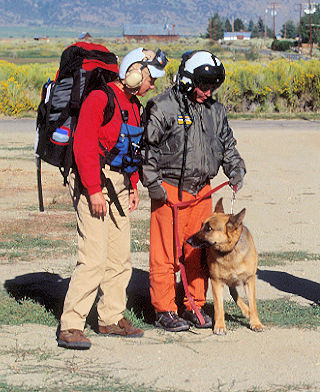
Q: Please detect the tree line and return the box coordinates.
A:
[280,5,320,45]
[206,5,320,45]
[205,14,272,40]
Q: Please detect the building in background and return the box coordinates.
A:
[33,36,49,41]
[223,32,252,41]
[123,24,179,41]
[78,32,92,40]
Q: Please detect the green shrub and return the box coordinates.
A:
[272,39,295,52]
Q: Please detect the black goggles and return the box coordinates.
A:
[150,49,168,69]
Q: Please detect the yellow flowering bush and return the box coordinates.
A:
[0,58,320,115]
[0,61,57,116]
[217,59,320,112]
[0,77,36,115]
[164,58,180,85]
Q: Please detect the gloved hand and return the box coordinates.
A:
[229,168,245,192]
[148,180,167,202]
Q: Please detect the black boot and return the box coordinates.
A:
[180,308,212,329]
[155,311,190,332]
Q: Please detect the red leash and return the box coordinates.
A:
[167,180,230,326]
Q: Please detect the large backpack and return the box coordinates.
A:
[35,42,118,211]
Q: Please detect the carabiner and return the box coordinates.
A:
[230,189,236,215]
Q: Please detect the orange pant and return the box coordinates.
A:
[149,182,212,313]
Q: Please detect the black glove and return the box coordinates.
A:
[148,181,167,202]
[229,168,245,192]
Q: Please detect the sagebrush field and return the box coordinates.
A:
[0,37,320,117]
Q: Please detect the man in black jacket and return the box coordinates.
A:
[143,50,246,332]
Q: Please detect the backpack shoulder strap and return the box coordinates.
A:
[131,94,141,109]
[99,84,116,126]
[130,95,144,127]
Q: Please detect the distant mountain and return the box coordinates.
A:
[0,0,300,35]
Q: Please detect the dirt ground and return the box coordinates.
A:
[0,118,320,392]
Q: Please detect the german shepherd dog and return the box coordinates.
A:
[187,198,264,335]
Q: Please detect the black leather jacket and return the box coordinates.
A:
[142,86,246,195]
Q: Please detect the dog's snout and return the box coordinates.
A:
[187,233,212,249]
[186,233,201,248]
[186,235,196,246]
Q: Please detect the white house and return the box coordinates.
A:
[224,32,252,41]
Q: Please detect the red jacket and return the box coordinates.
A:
[74,82,140,195]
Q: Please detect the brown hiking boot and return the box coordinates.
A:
[57,329,91,350]
[98,317,144,338]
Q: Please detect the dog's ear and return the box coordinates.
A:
[227,208,246,231]
[214,198,224,213]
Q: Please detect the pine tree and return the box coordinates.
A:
[225,18,232,32]
[257,17,265,34]
[280,20,298,39]
[247,19,254,32]
[234,18,245,31]
[207,13,224,40]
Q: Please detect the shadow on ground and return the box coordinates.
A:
[5,268,319,334]
[257,269,320,305]
[4,268,156,331]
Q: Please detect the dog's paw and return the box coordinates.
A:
[250,322,265,332]
[213,326,227,335]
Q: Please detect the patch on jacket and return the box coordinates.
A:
[177,115,193,125]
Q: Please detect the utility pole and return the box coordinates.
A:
[304,1,317,57]
[232,16,234,40]
[308,0,313,56]
[209,17,213,40]
[265,9,268,39]
[271,3,278,37]
[268,2,281,49]
[299,3,302,49]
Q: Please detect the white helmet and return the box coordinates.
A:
[178,50,225,92]
[119,47,167,79]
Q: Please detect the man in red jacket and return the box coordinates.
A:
[58,47,167,350]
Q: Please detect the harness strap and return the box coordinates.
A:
[101,174,125,217]
[36,157,44,212]
[178,93,193,200]
[167,180,230,325]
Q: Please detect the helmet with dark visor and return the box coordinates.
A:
[193,63,225,91]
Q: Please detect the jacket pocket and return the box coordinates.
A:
[161,136,181,155]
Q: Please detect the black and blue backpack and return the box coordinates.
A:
[35,42,144,211]
[98,85,144,175]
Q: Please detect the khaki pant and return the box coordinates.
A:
[60,167,132,330]
[149,182,212,313]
